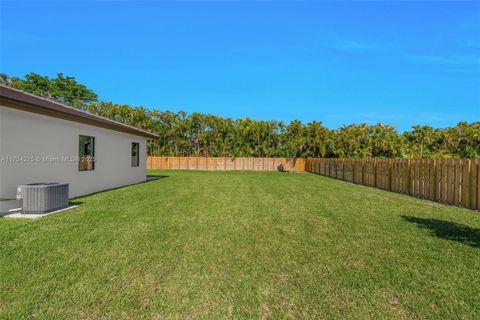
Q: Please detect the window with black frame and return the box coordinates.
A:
[131,142,139,167]
[79,135,95,171]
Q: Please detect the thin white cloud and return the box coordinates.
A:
[320,39,396,54]
[459,40,480,49]
[328,111,478,124]
[0,31,47,42]
[405,54,480,67]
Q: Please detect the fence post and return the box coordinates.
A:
[431,159,437,201]
[454,159,461,205]
[407,160,411,195]
[361,159,365,185]
[388,159,393,191]
[352,159,357,183]
[335,159,338,179]
[462,159,470,208]
[471,159,478,210]
[474,159,479,210]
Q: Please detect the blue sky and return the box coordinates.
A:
[1,1,479,131]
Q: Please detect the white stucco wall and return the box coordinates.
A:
[0,106,148,199]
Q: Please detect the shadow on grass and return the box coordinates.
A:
[401,215,480,248]
[71,175,169,202]
[69,200,85,206]
[147,175,168,181]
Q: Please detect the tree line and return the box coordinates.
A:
[1,72,479,158]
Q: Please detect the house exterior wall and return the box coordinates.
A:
[0,106,148,199]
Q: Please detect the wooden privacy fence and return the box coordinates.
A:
[306,158,480,210]
[148,156,306,172]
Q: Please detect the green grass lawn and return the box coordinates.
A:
[1,170,479,319]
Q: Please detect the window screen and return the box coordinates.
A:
[132,142,139,167]
[79,135,95,171]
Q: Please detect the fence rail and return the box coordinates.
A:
[148,156,305,172]
[306,158,480,210]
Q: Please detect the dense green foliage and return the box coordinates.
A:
[2,73,479,158]
[1,73,98,109]
[1,171,479,318]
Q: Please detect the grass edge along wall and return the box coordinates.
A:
[147,156,480,211]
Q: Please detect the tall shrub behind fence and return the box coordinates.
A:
[306,158,480,210]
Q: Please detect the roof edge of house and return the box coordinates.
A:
[0,85,159,140]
